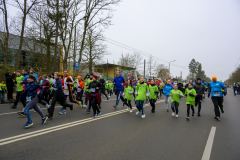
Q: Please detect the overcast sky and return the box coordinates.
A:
[103,0,240,81]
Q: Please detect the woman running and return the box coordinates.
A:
[185,83,196,120]
[123,79,134,113]
[149,79,159,113]
[86,75,102,118]
[76,76,84,107]
[23,75,48,128]
[169,84,183,117]
[163,80,173,112]
[135,77,149,118]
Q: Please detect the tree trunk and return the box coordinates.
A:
[16,0,27,68]
[78,19,87,63]
[3,0,9,65]
[53,0,59,72]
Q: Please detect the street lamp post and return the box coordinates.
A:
[169,60,176,79]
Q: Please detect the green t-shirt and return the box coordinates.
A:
[105,81,109,89]
[74,79,78,88]
[124,86,134,101]
[16,76,23,92]
[170,90,183,104]
[49,78,53,90]
[135,83,149,101]
[86,78,93,92]
[185,88,196,106]
[84,82,88,91]
[108,82,114,90]
[149,84,158,100]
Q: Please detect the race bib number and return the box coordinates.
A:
[213,92,220,96]
[26,96,32,102]
[64,90,69,92]
[91,88,96,92]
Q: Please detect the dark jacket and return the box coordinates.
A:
[177,83,183,91]
[5,72,16,87]
[99,79,106,89]
[193,83,204,96]
[42,80,51,91]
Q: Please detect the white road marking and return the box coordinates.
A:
[201,126,216,160]
[0,101,163,146]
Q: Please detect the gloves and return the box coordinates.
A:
[189,93,195,97]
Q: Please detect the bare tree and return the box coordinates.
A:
[78,0,121,64]
[117,52,142,68]
[157,69,169,80]
[0,0,10,65]
[147,55,158,78]
[14,0,41,68]
[82,28,108,73]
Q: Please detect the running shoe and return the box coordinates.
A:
[186,117,190,120]
[192,113,195,116]
[10,106,17,109]
[175,114,179,118]
[93,114,97,118]
[79,102,82,108]
[59,110,66,115]
[198,113,201,117]
[151,110,155,113]
[214,117,220,121]
[41,116,48,124]
[86,109,90,112]
[141,114,146,118]
[113,105,117,109]
[97,112,101,116]
[130,109,133,113]
[70,104,73,111]
[136,111,140,115]
[24,121,33,128]
[18,112,26,117]
[172,112,175,116]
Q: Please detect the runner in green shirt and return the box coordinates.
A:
[184,83,196,120]
[135,77,149,118]
[169,84,183,118]
[149,79,159,113]
[123,79,134,112]
[11,71,25,109]
[108,80,114,97]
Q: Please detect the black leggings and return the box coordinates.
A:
[13,91,26,107]
[150,99,156,111]
[171,102,179,114]
[43,90,50,104]
[160,89,163,97]
[195,96,202,114]
[100,89,108,99]
[91,97,100,114]
[124,98,132,109]
[7,86,13,100]
[76,90,83,104]
[187,104,195,117]
[49,92,73,117]
[211,97,223,118]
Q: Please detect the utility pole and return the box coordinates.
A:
[73,25,76,77]
[144,59,145,78]
[107,59,108,79]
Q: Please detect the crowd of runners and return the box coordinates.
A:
[0,68,231,128]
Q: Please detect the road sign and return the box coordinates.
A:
[75,62,79,69]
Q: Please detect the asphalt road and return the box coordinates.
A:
[0,89,239,160]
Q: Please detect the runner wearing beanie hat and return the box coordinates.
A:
[208,76,227,121]
[30,67,39,82]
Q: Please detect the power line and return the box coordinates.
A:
[105,38,188,70]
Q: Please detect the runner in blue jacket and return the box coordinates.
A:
[113,71,125,109]
[163,80,173,112]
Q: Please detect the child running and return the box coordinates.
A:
[23,75,48,128]
[163,79,173,112]
[135,77,149,118]
[123,79,134,113]
[184,83,196,120]
[169,84,183,118]
[108,80,114,97]
[149,79,159,113]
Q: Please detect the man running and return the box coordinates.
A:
[113,71,125,109]
[193,78,205,116]
[208,76,227,121]
[99,75,109,100]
